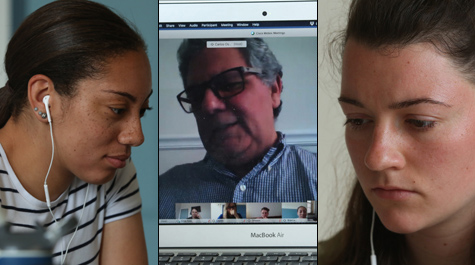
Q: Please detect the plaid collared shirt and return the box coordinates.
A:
[159,133,317,219]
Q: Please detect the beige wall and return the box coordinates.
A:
[317,0,356,241]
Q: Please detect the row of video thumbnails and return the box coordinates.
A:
[160,201,317,223]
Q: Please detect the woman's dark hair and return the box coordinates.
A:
[323,0,475,264]
[0,0,146,128]
[177,38,284,118]
[344,0,475,83]
[222,203,238,219]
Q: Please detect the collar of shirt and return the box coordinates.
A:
[203,132,286,179]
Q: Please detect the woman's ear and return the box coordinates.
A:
[27,74,55,122]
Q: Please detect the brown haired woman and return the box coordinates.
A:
[320,0,475,264]
[218,203,242,219]
[0,1,152,264]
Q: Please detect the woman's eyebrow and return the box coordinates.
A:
[388,98,452,109]
[338,96,365,108]
[101,89,154,103]
[338,96,452,109]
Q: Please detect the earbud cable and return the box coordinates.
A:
[62,184,89,264]
[44,118,65,263]
[44,119,55,187]
[43,111,90,265]
[370,209,377,265]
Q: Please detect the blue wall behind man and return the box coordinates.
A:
[12,0,158,263]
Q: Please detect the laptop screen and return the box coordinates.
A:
[159,1,318,249]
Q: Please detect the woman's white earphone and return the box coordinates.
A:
[43,95,54,208]
[40,94,90,264]
[42,95,51,123]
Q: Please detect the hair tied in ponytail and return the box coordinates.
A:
[1,81,13,94]
[0,81,15,129]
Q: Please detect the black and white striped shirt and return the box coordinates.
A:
[0,144,142,265]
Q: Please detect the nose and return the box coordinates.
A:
[200,88,226,114]
[364,123,405,171]
[118,117,145,147]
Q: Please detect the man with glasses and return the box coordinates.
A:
[159,38,317,219]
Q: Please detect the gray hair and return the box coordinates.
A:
[177,38,283,117]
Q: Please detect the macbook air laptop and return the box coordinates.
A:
[159,1,318,264]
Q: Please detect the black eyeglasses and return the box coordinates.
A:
[177,66,262,113]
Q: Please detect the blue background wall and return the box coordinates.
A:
[282,208,298,219]
[11,0,158,263]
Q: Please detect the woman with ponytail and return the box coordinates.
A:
[0,1,152,264]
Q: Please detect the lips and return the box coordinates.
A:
[105,154,130,169]
[212,121,239,133]
[372,187,416,201]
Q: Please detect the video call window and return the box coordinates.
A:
[160,37,318,221]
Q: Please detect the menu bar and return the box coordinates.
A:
[159,20,317,30]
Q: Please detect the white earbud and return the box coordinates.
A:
[43,95,51,123]
[42,93,60,259]
[43,94,53,208]
[40,93,88,264]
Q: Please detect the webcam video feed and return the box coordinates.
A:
[159,36,317,224]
